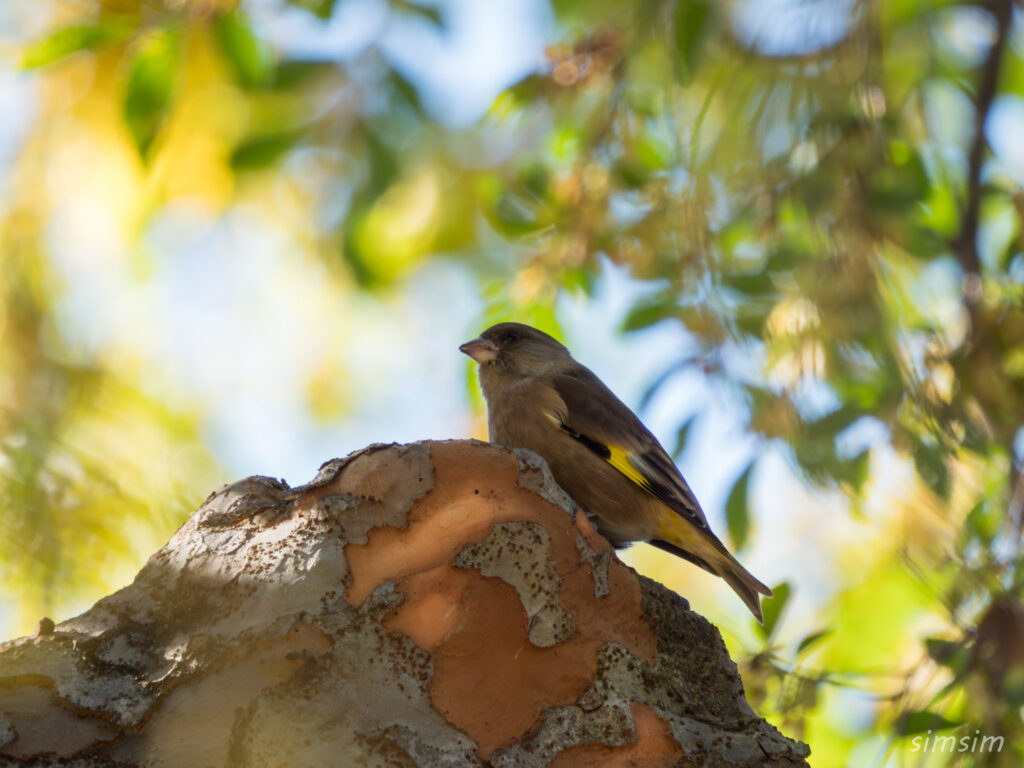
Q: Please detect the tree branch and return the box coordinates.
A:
[0,441,810,767]
[955,0,1013,290]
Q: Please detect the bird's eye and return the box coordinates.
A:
[505,331,521,343]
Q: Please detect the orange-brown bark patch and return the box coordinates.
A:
[574,510,610,553]
[343,441,658,758]
[396,567,596,756]
[548,702,683,768]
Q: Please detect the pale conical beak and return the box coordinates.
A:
[459,337,498,364]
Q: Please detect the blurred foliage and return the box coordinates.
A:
[0,204,221,630]
[5,0,1024,765]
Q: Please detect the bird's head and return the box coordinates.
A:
[460,322,570,381]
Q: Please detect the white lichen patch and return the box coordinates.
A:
[453,522,575,648]
[328,443,435,543]
[512,448,577,516]
[575,534,612,598]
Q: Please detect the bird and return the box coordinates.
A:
[460,321,772,622]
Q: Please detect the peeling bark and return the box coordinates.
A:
[0,440,810,767]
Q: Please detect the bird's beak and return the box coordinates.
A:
[459,337,498,364]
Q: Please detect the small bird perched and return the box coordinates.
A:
[460,322,772,622]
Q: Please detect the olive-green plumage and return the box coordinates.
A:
[460,321,772,622]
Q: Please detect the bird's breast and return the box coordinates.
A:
[486,393,653,543]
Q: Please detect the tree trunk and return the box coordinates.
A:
[0,440,810,767]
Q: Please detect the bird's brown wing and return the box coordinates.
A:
[548,367,710,530]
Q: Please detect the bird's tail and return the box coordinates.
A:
[651,509,772,623]
[717,555,772,624]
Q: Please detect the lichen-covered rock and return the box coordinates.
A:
[0,440,810,767]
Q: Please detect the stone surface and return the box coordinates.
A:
[0,440,810,767]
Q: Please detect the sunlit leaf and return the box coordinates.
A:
[121,28,181,158]
[633,134,674,171]
[912,441,950,499]
[270,60,339,89]
[726,460,754,552]
[561,267,594,296]
[621,298,679,332]
[230,131,303,170]
[671,415,697,460]
[796,628,832,655]
[1005,667,1024,708]
[924,637,967,674]
[724,270,774,297]
[214,10,274,88]
[613,157,651,188]
[964,499,1000,544]
[520,163,551,201]
[842,447,872,490]
[673,0,713,82]
[341,130,402,287]
[22,19,133,69]
[287,0,341,21]
[392,0,445,29]
[758,581,791,641]
[390,70,425,114]
[352,167,441,282]
[895,710,961,735]
[867,144,929,212]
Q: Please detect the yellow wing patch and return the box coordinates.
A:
[556,420,658,496]
[607,446,645,485]
[606,446,658,494]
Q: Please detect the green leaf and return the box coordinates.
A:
[895,710,961,735]
[270,60,338,90]
[841,447,872,491]
[725,460,754,552]
[673,0,713,83]
[214,10,273,88]
[339,129,401,288]
[638,359,690,412]
[796,628,832,655]
[230,131,302,170]
[867,144,929,213]
[520,164,552,203]
[1004,667,1024,707]
[492,192,542,234]
[924,637,968,674]
[764,245,807,273]
[22,19,132,69]
[758,581,791,641]
[561,267,594,296]
[613,157,651,188]
[964,500,1000,544]
[287,0,341,21]
[633,133,674,171]
[390,70,425,115]
[724,270,774,297]
[671,415,697,460]
[122,28,181,158]
[621,299,678,332]
[392,0,445,29]
[912,441,950,499]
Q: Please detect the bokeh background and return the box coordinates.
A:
[2,0,1024,765]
